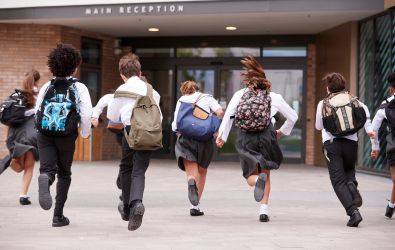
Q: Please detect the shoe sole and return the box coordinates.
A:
[128,204,145,231]
[38,174,52,210]
[188,179,199,206]
[254,173,266,202]
[348,182,363,207]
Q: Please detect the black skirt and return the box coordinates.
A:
[175,135,214,171]
[6,116,39,161]
[235,124,283,178]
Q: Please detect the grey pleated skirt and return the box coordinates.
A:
[175,135,214,171]
[6,116,39,161]
[235,124,283,178]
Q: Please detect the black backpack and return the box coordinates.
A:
[35,78,80,136]
[383,97,395,135]
[0,89,27,127]
[321,91,367,136]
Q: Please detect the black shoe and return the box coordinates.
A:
[52,215,70,227]
[347,210,363,227]
[190,208,204,216]
[38,173,52,210]
[119,194,123,201]
[118,202,130,221]
[347,182,363,207]
[254,173,266,202]
[19,197,31,205]
[385,205,395,218]
[188,179,199,206]
[259,214,270,222]
[128,202,145,231]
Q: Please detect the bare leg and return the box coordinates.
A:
[261,170,271,204]
[183,159,199,182]
[197,167,207,200]
[20,151,35,196]
[390,166,395,204]
[247,168,260,187]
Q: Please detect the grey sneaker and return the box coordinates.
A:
[38,173,52,210]
[128,202,145,231]
[254,173,267,202]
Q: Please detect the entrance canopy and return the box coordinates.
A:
[0,0,384,37]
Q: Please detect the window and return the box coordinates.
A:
[176,47,260,58]
[135,48,174,58]
[262,47,307,57]
[80,37,102,105]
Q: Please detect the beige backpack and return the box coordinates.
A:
[114,83,163,150]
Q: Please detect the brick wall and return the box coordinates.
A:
[305,44,317,165]
[0,23,121,160]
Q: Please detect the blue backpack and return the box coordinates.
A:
[35,78,80,136]
[176,94,222,141]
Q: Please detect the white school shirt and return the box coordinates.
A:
[315,99,373,143]
[92,94,114,119]
[34,77,93,138]
[107,76,162,126]
[370,95,395,150]
[217,88,299,142]
[171,92,222,132]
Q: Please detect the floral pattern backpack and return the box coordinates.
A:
[235,88,271,131]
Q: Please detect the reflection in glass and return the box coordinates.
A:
[81,38,101,65]
[266,70,303,159]
[262,47,306,57]
[177,47,260,58]
[176,69,215,98]
[135,48,174,58]
[142,70,174,154]
[81,69,100,105]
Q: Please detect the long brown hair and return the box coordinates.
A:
[22,69,40,108]
[241,56,271,91]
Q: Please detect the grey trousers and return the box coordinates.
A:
[120,129,152,207]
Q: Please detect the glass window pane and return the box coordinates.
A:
[177,47,260,58]
[81,69,100,105]
[142,70,174,155]
[265,69,303,159]
[135,48,174,58]
[262,47,306,57]
[176,69,215,98]
[81,38,101,65]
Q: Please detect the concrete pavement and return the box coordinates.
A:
[0,160,394,250]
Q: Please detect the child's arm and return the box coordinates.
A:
[360,102,375,138]
[78,84,93,138]
[315,100,324,131]
[273,94,298,138]
[370,108,386,157]
[91,94,113,127]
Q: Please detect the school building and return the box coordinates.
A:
[0,0,393,174]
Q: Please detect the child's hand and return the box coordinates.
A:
[371,150,379,160]
[276,130,284,139]
[216,137,225,148]
[367,131,376,139]
[91,117,99,127]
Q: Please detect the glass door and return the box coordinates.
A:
[175,65,304,162]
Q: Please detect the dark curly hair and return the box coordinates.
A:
[47,43,82,77]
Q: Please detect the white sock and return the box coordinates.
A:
[389,201,395,208]
[259,204,269,215]
[191,204,200,210]
[19,194,28,198]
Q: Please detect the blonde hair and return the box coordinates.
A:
[180,81,200,95]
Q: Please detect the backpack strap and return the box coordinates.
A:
[114,91,140,99]
[146,83,154,99]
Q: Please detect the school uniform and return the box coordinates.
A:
[371,95,395,165]
[171,92,221,170]
[315,99,372,216]
[107,76,161,208]
[218,89,298,178]
[34,77,92,216]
